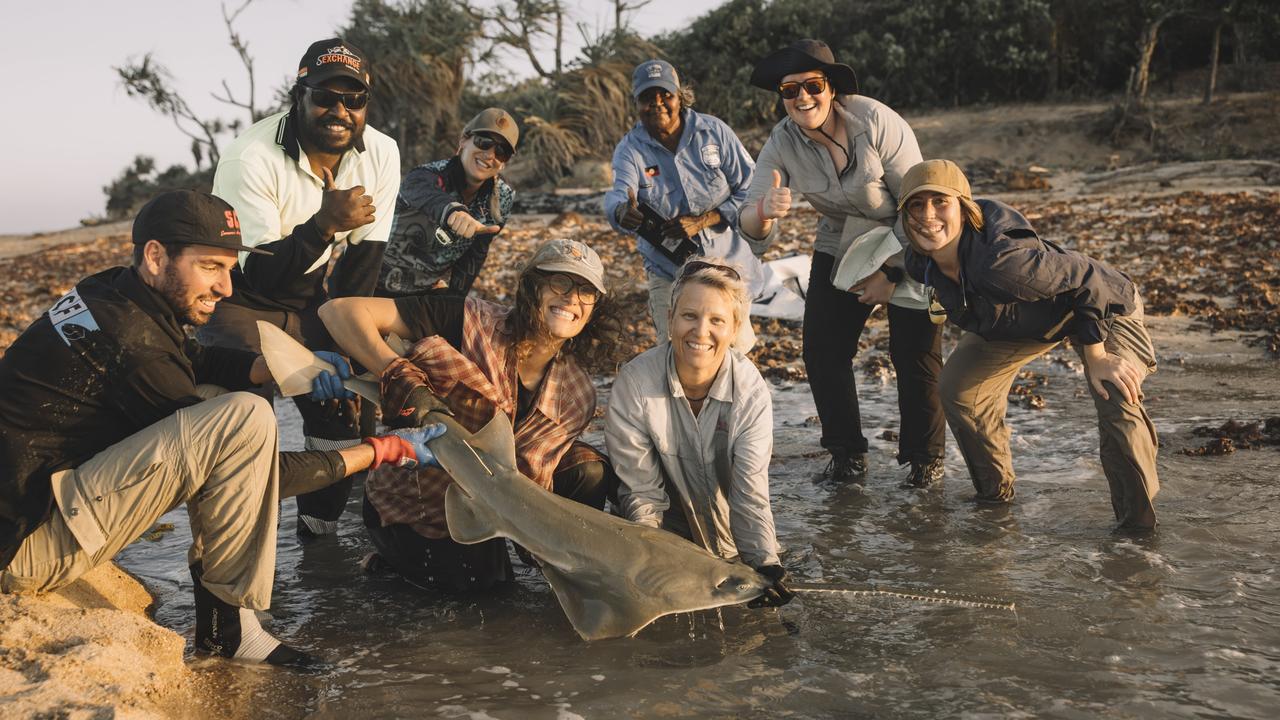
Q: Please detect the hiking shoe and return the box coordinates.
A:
[820,449,867,484]
[901,458,945,488]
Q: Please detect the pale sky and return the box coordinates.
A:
[5,0,718,235]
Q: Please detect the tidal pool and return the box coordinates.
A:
[118,316,1280,718]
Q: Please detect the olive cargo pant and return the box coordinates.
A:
[0,392,282,609]
[940,302,1159,530]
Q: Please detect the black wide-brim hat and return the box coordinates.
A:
[749,39,859,95]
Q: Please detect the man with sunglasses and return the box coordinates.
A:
[378,108,518,297]
[204,38,401,539]
[605,60,769,349]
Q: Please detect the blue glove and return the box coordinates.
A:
[394,423,448,468]
[310,351,355,401]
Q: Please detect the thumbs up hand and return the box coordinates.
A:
[758,169,792,221]
[617,186,645,231]
[446,209,502,239]
[315,166,376,240]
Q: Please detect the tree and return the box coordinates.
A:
[340,0,485,167]
[480,0,568,80]
[114,0,267,168]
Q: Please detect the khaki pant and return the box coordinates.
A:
[0,392,281,609]
[646,270,757,352]
[939,302,1159,529]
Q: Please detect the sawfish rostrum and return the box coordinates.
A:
[427,410,771,641]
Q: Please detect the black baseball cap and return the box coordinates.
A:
[132,190,272,255]
[297,38,370,90]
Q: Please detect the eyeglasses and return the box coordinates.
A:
[303,83,369,110]
[543,272,602,305]
[681,259,741,281]
[470,133,514,162]
[777,77,828,100]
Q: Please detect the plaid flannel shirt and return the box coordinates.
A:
[365,298,598,539]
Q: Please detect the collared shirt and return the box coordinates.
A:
[212,109,400,309]
[364,297,597,539]
[604,109,768,299]
[743,96,922,259]
[603,343,780,568]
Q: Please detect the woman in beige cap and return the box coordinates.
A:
[321,238,624,591]
[898,159,1159,532]
[378,107,520,297]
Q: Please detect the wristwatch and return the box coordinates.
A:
[880,264,905,284]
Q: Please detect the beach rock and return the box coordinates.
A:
[0,563,190,719]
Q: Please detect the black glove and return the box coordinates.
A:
[379,357,452,429]
[386,385,452,429]
[748,564,795,608]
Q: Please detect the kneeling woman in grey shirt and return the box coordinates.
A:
[604,257,792,607]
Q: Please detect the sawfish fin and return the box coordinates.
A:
[466,410,520,471]
[443,484,502,543]
[540,563,656,641]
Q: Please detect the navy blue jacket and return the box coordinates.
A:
[904,199,1136,345]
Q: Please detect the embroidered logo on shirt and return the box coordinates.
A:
[700,144,721,169]
[47,288,101,346]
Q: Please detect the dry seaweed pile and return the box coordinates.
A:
[1182,418,1280,456]
[1,191,1276,380]
[1030,191,1280,356]
[0,234,130,353]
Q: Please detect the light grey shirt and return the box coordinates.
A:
[743,95,922,259]
[604,343,780,568]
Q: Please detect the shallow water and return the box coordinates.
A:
[118,318,1280,718]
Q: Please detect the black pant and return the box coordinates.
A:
[364,455,619,593]
[802,252,945,464]
[197,301,372,523]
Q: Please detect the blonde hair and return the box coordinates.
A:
[960,197,985,231]
[669,257,751,330]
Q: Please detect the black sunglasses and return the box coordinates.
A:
[303,83,369,110]
[777,76,828,100]
[542,272,601,305]
[681,259,742,281]
[470,133,514,162]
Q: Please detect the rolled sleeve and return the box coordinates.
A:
[603,369,667,527]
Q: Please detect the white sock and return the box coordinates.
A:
[232,608,281,662]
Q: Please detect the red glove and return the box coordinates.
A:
[362,435,417,470]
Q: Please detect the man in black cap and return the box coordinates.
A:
[0,191,437,667]
[204,38,403,538]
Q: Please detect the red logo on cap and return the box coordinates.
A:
[222,210,242,237]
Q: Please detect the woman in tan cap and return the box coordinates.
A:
[739,39,945,489]
[898,159,1159,532]
[320,238,625,591]
[605,256,793,609]
[378,107,520,297]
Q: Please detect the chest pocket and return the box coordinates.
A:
[840,132,894,219]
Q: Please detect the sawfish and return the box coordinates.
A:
[256,321,771,640]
